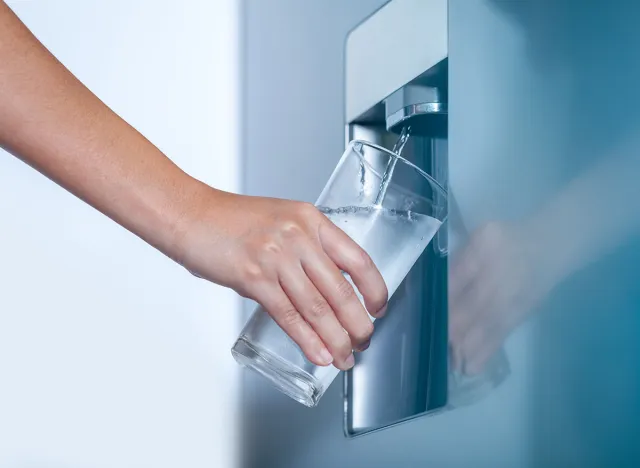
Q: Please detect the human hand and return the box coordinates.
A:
[449,221,549,375]
[173,187,388,371]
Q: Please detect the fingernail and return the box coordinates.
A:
[373,304,388,318]
[344,353,355,369]
[355,340,370,352]
[318,348,333,366]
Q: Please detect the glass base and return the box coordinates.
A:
[231,337,324,408]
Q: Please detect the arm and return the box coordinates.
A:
[0,1,196,259]
[450,135,640,374]
[0,2,388,370]
[526,137,640,290]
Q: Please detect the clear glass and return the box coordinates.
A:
[231,140,448,407]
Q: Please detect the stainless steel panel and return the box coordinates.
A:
[344,79,449,436]
[345,0,447,123]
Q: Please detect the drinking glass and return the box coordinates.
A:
[231,140,448,407]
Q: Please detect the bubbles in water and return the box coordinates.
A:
[353,142,367,200]
[317,204,420,225]
[316,204,442,299]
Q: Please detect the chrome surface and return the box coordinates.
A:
[344,62,449,437]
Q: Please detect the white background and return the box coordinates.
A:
[0,1,241,467]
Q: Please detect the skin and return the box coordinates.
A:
[0,1,388,371]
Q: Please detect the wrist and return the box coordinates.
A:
[520,211,570,296]
[157,174,221,267]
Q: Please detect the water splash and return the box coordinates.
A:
[354,142,367,199]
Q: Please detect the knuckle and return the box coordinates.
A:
[335,279,356,302]
[279,220,305,239]
[334,335,353,355]
[372,288,388,309]
[364,320,375,337]
[296,201,318,218]
[354,248,375,271]
[260,241,282,255]
[353,321,374,342]
[278,304,302,328]
[238,261,265,284]
[248,237,286,268]
[308,296,331,320]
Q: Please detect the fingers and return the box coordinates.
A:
[449,236,486,301]
[448,222,536,376]
[449,260,496,373]
[460,322,506,375]
[279,260,356,370]
[449,228,497,372]
[450,272,516,375]
[318,220,388,318]
[301,246,374,351]
[255,284,333,368]
[449,275,494,346]
[459,321,505,376]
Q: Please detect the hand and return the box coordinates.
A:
[449,221,549,375]
[0,3,387,371]
[173,187,388,371]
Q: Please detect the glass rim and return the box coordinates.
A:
[349,139,448,201]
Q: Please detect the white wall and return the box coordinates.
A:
[0,2,241,467]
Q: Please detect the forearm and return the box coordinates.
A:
[0,2,209,259]
[526,135,640,289]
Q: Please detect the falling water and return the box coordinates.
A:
[374,126,412,206]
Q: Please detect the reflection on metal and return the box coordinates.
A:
[344,50,450,435]
[385,84,448,136]
[343,116,449,437]
[343,0,511,439]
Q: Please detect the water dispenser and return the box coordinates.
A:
[343,0,508,437]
